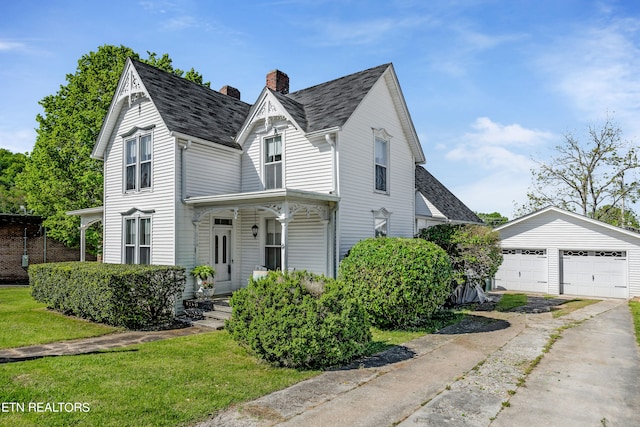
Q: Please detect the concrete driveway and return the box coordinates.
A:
[490,301,640,427]
[204,298,640,427]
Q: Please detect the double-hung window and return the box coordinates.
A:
[124,216,151,264]
[373,207,390,238]
[264,135,282,189]
[264,218,281,270]
[374,134,389,193]
[125,133,152,192]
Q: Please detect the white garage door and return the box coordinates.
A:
[494,249,548,293]
[561,250,627,298]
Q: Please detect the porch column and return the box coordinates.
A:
[79,226,86,262]
[321,219,330,276]
[192,219,201,293]
[277,217,291,272]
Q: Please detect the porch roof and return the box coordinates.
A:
[184,189,339,208]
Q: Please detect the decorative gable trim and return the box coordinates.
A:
[116,66,149,107]
[236,91,303,146]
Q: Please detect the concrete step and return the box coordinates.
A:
[191,318,225,330]
[204,310,231,321]
[212,302,232,314]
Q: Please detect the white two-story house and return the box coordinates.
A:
[73,59,474,301]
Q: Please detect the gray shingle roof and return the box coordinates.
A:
[132,60,251,150]
[286,63,391,132]
[415,166,482,224]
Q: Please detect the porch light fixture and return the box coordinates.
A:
[252,209,259,238]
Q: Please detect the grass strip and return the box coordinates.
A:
[496,293,528,312]
[0,287,118,349]
[630,300,640,346]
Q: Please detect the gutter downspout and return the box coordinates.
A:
[325,132,340,277]
[180,140,192,203]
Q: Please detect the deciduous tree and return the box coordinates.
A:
[519,117,639,224]
[0,148,27,213]
[17,45,208,252]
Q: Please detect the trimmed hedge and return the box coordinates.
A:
[338,238,453,329]
[30,262,185,329]
[226,270,371,369]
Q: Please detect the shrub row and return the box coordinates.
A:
[30,262,185,329]
[226,270,371,369]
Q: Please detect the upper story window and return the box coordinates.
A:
[124,216,151,264]
[125,133,152,192]
[374,129,390,193]
[264,135,282,190]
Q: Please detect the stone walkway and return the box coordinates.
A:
[0,326,210,363]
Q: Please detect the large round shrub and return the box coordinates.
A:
[338,238,453,329]
[226,270,371,369]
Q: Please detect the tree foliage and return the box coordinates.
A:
[520,117,639,225]
[419,224,503,304]
[0,149,27,213]
[476,212,508,227]
[17,45,209,252]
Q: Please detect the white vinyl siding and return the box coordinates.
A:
[184,143,241,197]
[102,97,176,266]
[337,74,416,258]
[287,215,327,275]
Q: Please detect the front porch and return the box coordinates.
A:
[185,188,339,297]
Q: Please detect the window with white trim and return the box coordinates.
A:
[264,218,281,270]
[374,130,390,193]
[373,208,390,237]
[125,133,152,192]
[264,135,282,189]
[124,216,151,264]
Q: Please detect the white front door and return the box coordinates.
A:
[212,226,233,295]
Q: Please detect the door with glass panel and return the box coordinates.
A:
[212,223,233,294]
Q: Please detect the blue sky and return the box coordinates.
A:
[1,0,640,218]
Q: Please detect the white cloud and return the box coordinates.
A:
[433,117,555,216]
[444,117,554,172]
[0,40,26,52]
[309,16,433,47]
[0,128,36,154]
[538,16,640,137]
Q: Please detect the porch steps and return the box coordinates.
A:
[187,298,232,330]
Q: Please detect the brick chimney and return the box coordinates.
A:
[266,70,289,94]
[219,85,241,100]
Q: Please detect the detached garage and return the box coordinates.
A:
[494,206,640,299]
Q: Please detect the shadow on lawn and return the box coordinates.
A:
[0,348,140,364]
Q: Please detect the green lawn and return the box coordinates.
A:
[0,287,118,349]
[630,300,640,346]
[0,287,464,426]
[496,293,528,311]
